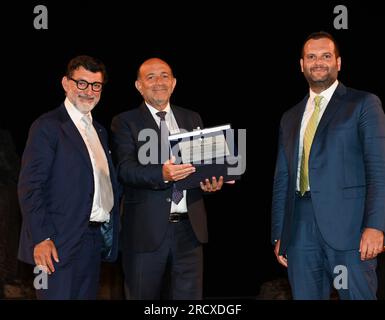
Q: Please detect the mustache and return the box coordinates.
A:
[152,85,168,91]
[78,94,94,99]
[310,66,329,71]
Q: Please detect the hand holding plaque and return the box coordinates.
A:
[168,124,243,189]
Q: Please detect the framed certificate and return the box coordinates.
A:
[168,124,242,189]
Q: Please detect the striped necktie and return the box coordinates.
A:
[299,95,323,195]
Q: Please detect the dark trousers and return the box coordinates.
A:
[286,194,377,300]
[35,226,103,300]
[122,219,203,300]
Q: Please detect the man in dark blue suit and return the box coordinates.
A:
[18,55,119,299]
[111,58,229,299]
[271,32,385,299]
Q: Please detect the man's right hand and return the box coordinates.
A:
[274,239,288,267]
[162,156,196,181]
[33,239,59,274]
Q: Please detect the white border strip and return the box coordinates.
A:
[168,124,231,141]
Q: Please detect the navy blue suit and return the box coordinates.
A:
[18,104,119,299]
[111,103,207,299]
[272,83,385,299]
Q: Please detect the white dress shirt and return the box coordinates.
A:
[64,98,111,222]
[146,103,188,213]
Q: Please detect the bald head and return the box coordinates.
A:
[135,58,177,110]
[137,58,174,80]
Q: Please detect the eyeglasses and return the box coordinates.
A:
[70,78,103,92]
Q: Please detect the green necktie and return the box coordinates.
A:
[299,95,323,195]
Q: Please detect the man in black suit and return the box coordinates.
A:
[18,55,119,299]
[111,58,227,299]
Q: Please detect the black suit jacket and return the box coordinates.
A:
[111,103,207,253]
[18,104,120,265]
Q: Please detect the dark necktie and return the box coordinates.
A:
[156,111,184,205]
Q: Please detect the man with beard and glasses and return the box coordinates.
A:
[18,55,119,299]
[271,31,385,299]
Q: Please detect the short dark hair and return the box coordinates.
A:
[301,31,340,58]
[65,55,108,83]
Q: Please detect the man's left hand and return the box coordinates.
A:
[200,176,224,192]
[200,176,235,192]
[359,227,384,260]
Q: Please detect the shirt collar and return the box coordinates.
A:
[64,97,93,126]
[309,79,339,105]
[145,102,171,119]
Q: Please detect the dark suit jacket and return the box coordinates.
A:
[18,104,119,266]
[111,103,207,253]
[272,83,385,254]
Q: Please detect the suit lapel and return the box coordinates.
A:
[139,103,161,132]
[94,122,109,154]
[59,105,93,171]
[94,121,118,191]
[139,103,165,164]
[313,83,346,140]
[171,105,186,130]
[311,83,346,159]
[286,98,307,176]
[171,105,195,132]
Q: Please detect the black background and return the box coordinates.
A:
[1,1,384,299]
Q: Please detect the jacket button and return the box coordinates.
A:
[166,198,171,202]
